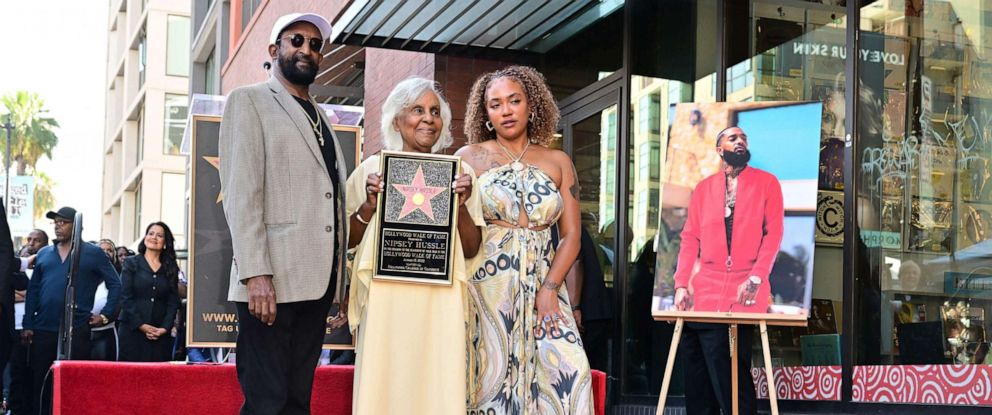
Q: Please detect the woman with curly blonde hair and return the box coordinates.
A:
[455,66,593,414]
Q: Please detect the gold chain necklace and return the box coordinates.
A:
[725,174,737,218]
[495,139,530,172]
[301,106,325,147]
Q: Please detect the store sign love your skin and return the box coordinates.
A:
[792,42,907,65]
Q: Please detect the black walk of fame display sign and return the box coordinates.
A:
[189,114,356,349]
[188,115,236,347]
[374,151,460,285]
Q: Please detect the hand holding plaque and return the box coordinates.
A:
[451,173,473,207]
[353,173,383,225]
[374,151,461,285]
[364,172,384,207]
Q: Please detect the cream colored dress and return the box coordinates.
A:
[347,154,484,415]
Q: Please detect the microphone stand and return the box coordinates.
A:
[56,212,83,361]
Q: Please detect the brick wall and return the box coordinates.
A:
[363,53,513,159]
[221,0,348,93]
[433,55,514,154]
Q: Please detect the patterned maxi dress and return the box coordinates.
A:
[467,164,594,415]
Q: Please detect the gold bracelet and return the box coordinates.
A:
[354,210,371,225]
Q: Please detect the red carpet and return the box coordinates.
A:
[53,361,606,414]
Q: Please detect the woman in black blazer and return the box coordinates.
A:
[118,222,181,362]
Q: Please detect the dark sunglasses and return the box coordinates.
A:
[277,33,324,51]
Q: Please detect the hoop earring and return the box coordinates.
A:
[486,121,494,132]
[529,113,535,122]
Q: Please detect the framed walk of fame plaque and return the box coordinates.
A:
[374,151,461,285]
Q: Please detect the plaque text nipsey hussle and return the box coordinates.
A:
[374,151,460,284]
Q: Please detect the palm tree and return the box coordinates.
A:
[1,91,59,176]
[33,172,56,221]
[2,92,60,221]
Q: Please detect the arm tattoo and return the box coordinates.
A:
[568,162,580,198]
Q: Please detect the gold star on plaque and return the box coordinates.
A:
[392,166,446,221]
[203,156,223,203]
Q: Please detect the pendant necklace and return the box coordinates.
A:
[495,138,530,172]
[302,108,325,147]
[725,174,737,218]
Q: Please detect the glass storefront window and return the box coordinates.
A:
[603,111,617,226]
[624,0,719,397]
[722,0,848,370]
[569,104,618,376]
[626,72,717,396]
[856,0,992,368]
[573,107,619,284]
[540,0,624,384]
[543,0,985,406]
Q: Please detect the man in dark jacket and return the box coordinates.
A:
[6,229,46,414]
[0,200,16,398]
[568,226,613,372]
[21,207,121,415]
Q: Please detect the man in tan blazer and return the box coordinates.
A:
[218,12,347,415]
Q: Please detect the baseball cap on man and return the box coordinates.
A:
[270,13,333,45]
[46,206,78,221]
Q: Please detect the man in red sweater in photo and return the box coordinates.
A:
[673,125,784,415]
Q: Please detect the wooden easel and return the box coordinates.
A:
[655,319,780,415]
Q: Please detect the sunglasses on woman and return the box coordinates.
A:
[277,33,324,51]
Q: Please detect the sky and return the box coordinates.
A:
[0,1,108,241]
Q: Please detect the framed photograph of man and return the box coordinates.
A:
[652,101,821,324]
[373,151,461,285]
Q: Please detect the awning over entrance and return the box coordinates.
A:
[330,0,623,54]
[312,44,365,106]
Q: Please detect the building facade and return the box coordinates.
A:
[190,0,229,97]
[102,0,191,248]
[204,0,992,413]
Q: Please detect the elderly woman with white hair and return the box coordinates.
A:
[345,77,483,414]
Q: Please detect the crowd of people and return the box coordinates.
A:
[0,206,189,415]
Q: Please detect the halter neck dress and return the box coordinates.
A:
[467,163,593,415]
